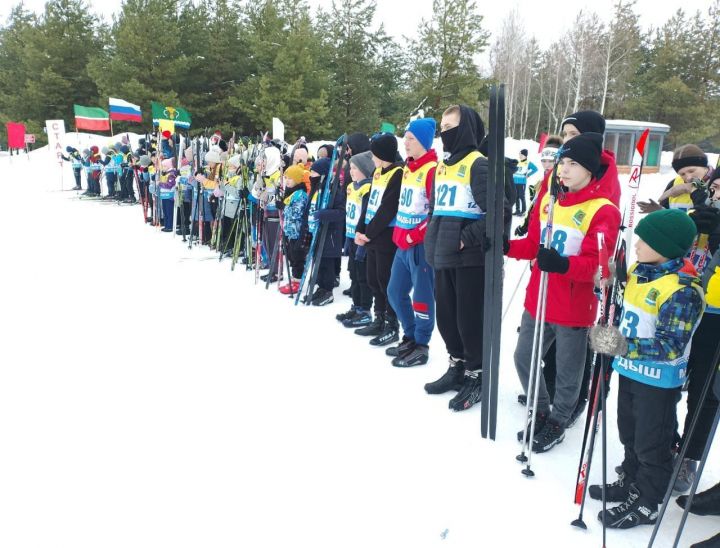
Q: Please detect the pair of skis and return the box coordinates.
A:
[295,134,348,306]
[481,84,506,439]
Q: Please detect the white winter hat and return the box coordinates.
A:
[263,146,282,175]
[541,147,559,161]
[205,149,222,165]
[227,154,242,169]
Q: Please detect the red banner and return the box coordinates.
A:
[7,122,26,149]
[537,132,548,153]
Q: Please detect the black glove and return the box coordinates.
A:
[503,236,510,255]
[275,198,285,211]
[690,206,720,235]
[536,247,569,274]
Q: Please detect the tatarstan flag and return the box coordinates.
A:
[73,105,110,131]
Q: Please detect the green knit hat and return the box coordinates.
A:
[635,209,697,259]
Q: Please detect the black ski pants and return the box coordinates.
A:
[681,312,720,460]
[435,266,484,372]
[348,252,373,310]
[366,247,395,318]
[618,375,679,504]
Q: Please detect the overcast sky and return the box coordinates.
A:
[1,0,711,62]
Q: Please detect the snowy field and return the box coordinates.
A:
[0,137,718,548]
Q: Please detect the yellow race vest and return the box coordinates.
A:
[396,160,436,229]
[365,166,402,225]
[613,264,703,388]
[538,193,616,257]
[346,180,371,237]
[433,151,483,219]
[667,175,694,210]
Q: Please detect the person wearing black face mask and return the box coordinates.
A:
[423,104,511,412]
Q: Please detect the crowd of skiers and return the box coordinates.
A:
[63,106,720,544]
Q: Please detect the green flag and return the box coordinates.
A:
[379,122,396,134]
[151,101,191,129]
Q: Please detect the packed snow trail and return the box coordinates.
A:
[0,143,717,548]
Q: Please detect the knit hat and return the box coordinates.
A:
[161,158,174,171]
[227,154,242,169]
[350,150,376,179]
[101,146,109,155]
[561,110,606,135]
[672,144,708,173]
[284,164,306,184]
[635,209,697,260]
[406,118,436,152]
[559,133,603,176]
[370,133,398,163]
[310,157,331,179]
[162,130,171,139]
[520,148,528,157]
[541,147,558,161]
[205,149,221,165]
[90,145,99,154]
[139,155,151,168]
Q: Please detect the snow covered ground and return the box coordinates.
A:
[1,138,718,548]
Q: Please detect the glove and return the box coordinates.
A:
[275,198,286,211]
[689,206,720,234]
[503,236,510,255]
[536,247,569,274]
[589,325,628,357]
[637,199,663,214]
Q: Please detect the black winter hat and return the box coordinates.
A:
[370,133,398,163]
[671,144,708,172]
[561,110,606,135]
[559,133,603,176]
[520,148,528,157]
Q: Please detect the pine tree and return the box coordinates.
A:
[408,0,489,120]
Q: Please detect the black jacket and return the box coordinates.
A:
[313,184,346,259]
[356,162,403,253]
[425,105,511,270]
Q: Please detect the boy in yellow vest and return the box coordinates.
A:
[589,208,704,529]
[386,118,438,367]
[508,133,620,451]
[423,104,510,411]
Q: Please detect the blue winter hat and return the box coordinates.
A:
[310,157,331,179]
[405,118,436,152]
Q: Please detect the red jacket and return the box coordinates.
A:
[507,170,621,327]
[392,149,437,250]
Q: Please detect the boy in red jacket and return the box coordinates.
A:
[386,118,438,367]
[507,132,621,453]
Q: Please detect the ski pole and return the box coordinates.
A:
[648,339,720,547]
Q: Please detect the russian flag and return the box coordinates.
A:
[108,97,142,123]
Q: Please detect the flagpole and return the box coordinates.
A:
[110,118,114,137]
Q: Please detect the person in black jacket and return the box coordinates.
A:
[354,133,403,346]
[423,104,511,411]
